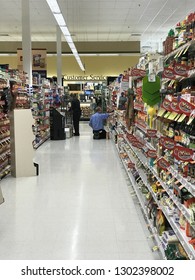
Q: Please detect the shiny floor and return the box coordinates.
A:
[0,122,161,260]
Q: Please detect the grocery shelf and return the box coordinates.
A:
[116,143,166,259]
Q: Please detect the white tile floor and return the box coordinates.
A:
[0,122,161,260]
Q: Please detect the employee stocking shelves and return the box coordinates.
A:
[89,106,113,139]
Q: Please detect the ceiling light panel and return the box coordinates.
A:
[46,0,85,71]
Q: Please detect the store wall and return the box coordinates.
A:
[0,55,140,77]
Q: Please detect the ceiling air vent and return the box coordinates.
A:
[131,33,141,37]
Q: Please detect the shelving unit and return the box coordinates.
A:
[80,103,92,120]
[31,82,51,149]
[109,17,195,258]
[0,73,11,180]
[113,119,195,259]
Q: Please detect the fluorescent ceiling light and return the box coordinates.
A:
[60,26,71,37]
[68,42,76,49]
[54,13,66,26]
[46,53,139,57]
[65,36,73,44]
[46,0,61,13]
[46,0,85,71]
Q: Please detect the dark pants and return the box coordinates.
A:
[73,114,80,135]
[93,129,106,139]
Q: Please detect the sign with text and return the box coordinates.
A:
[17,49,47,71]
[146,149,157,158]
[129,68,146,77]
[173,64,189,77]
[159,136,176,150]
[147,129,157,138]
[157,157,170,170]
[162,67,176,79]
[173,146,194,162]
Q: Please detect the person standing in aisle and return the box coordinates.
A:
[89,106,113,139]
[71,94,81,136]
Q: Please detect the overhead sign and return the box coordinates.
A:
[63,75,107,81]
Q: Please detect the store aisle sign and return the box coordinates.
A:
[63,75,107,81]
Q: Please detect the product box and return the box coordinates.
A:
[0,187,4,205]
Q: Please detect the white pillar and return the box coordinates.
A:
[21,0,32,86]
[56,25,62,86]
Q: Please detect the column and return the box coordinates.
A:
[21,0,32,86]
[56,25,62,86]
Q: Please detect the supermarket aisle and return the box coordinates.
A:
[0,122,161,260]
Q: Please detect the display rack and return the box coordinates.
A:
[109,16,195,258]
[80,103,92,120]
[31,82,51,149]
[0,72,11,180]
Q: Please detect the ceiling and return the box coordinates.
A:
[0,0,194,53]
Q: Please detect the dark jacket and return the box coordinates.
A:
[71,98,81,117]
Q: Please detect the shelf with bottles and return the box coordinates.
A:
[115,117,195,214]
[119,133,195,259]
[0,74,11,179]
[163,12,195,57]
[134,117,195,195]
[31,77,53,149]
[117,142,166,259]
[80,103,92,120]
[116,133,191,259]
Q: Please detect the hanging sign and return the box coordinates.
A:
[157,158,170,170]
[173,64,189,77]
[121,81,129,91]
[173,146,194,162]
[162,67,176,79]
[122,70,129,82]
[161,98,172,111]
[129,68,146,77]
[132,141,143,149]
[147,129,157,138]
[128,162,135,169]
[159,136,176,150]
[178,98,195,116]
[170,98,181,113]
[126,134,138,143]
[146,149,157,158]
